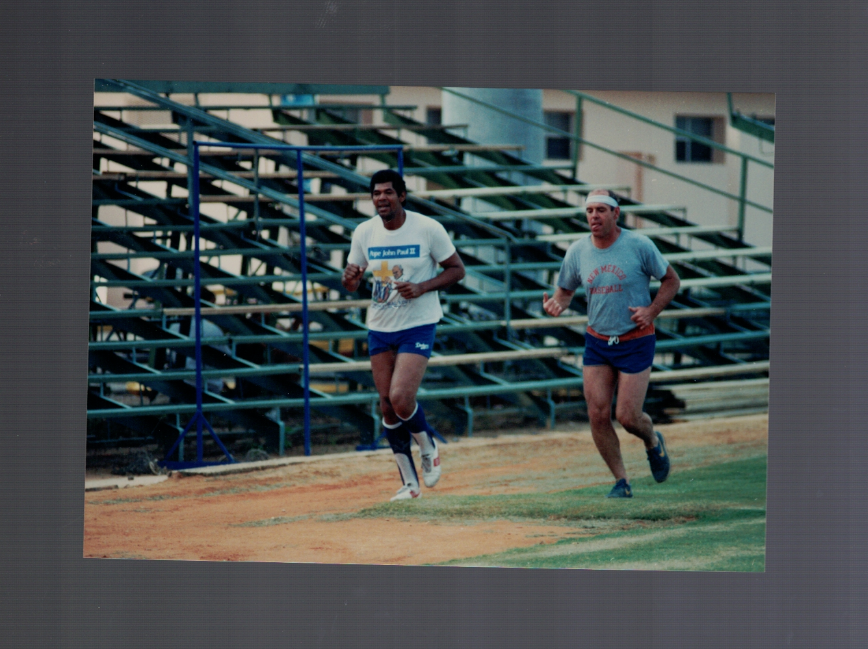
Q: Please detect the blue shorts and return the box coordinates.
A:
[583,332,655,374]
[368,323,437,358]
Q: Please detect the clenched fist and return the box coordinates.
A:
[542,291,568,317]
[342,263,366,292]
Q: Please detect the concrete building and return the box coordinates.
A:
[366,87,775,249]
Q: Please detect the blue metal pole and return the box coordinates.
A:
[298,150,312,457]
[164,413,196,462]
[192,142,204,462]
[175,142,406,460]
[161,141,235,469]
[194,141,235,465]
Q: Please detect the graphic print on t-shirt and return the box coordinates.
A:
[371,260,406,304]
[556,230,669,336]
[586,263,627,295]
[368,245,420,260]
[346,210,456,332]
[369,245,418,304]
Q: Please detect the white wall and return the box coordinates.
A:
[541,90,775,247]
[385,87,775,247]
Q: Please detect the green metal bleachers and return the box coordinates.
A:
[89,80,771,457]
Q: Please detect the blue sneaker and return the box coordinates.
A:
[606,478,633,498]
[647,431,670,483]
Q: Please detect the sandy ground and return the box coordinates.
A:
[83,414,768,565]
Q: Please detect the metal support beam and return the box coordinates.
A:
[160,140,405,464]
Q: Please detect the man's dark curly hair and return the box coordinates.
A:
[369,169,407,204]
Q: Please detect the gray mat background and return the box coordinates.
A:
[1,1,865,647]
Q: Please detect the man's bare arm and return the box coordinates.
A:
[341,263,367,292]
[543,287,576,317]
[628,265,681,328]
[394,252,466,299]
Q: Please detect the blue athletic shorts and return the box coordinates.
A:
[583,332,655,374]
[368,323,437,358]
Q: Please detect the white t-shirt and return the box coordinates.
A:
[347,210,456,332]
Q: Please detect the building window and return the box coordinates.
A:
[675,116,724,163]
[426,107,442,126]
[544,111,574,160]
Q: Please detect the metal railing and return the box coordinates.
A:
[91,83,772,455]
[439,87,774,241]
[159,140,405,468]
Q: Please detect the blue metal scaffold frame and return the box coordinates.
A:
[161,142,404,469]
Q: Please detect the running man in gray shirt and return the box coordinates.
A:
[543,190,681,498]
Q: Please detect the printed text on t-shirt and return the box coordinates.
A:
[368,245,421,260]
[589,284,623,295]
[585,264,627,285]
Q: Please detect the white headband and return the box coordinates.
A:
[585,194,619,209]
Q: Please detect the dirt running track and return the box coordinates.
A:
[83,414,768,565]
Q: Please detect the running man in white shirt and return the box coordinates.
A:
[342,170,466,500]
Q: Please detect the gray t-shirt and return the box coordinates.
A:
[557,229,670,336]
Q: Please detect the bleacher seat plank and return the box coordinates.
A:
[538,224,740,242]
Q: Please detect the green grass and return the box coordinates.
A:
[446,512,766,571]
[353,454,767,571]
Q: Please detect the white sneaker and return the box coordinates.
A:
[390,484,421,501]
[421,439,441,488]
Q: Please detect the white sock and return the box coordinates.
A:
[411,431,435,456]
[393,454,419,489]
[401,404,435,455]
